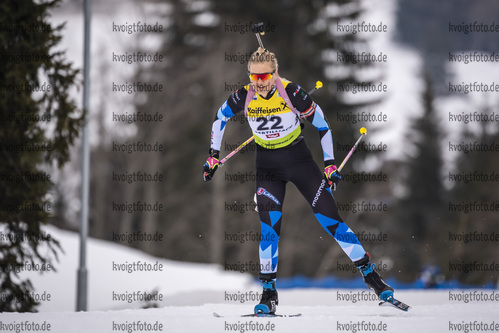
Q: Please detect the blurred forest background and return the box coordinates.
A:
[45,0,499,288]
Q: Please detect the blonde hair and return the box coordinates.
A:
[247,47,278,72]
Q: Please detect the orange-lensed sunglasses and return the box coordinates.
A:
[248,70,275,81]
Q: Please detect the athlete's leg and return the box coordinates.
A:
[289,140,366,262]
[289,140,394,300]
[255,172,286,279]
[254,165,286,313]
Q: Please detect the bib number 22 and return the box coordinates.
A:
[256,116,283,131]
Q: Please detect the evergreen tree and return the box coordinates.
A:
[396,0,499,93]
[446,104,499,285]
[392,69,445,281]
[0,0,83,312]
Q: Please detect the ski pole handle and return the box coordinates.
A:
[337,127,367,172]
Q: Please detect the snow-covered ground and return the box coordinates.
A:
[2,292,498,333]
[16,225,257,312]
[5,225,499,333]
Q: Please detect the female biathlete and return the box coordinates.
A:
[203,47,394,314]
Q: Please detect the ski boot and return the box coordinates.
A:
[355,253,394,301]
[254,276,278,314]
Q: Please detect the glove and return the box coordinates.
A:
[203,149,220,182]
[324,163,341,191]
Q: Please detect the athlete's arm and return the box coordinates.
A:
[285,83,335,166]
[203,87,247,182]
[210,87,247,153]
[304,104,335,166]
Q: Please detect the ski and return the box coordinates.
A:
[213,312,302,318]
[378,297,411,312]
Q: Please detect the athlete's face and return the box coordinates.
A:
[248,62,277,98]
